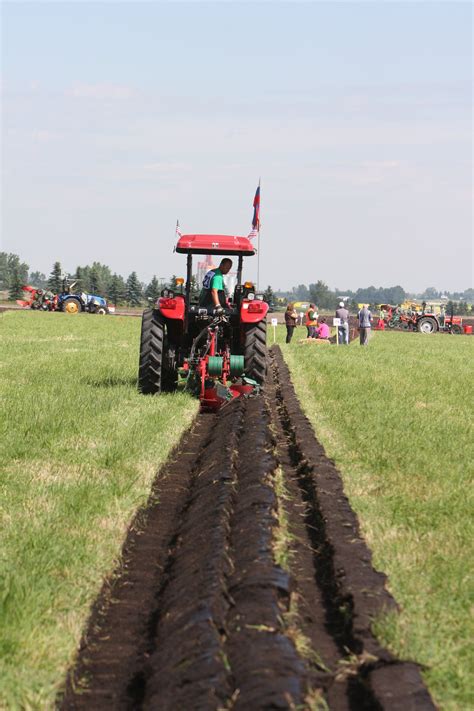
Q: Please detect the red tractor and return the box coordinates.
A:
[138,234,268,410]
[413,312,463,334]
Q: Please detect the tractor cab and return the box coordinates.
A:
[177,233,262,316]
[138,234,268,409]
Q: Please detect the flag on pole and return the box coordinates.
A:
[248,183,260,239]
[176,219,182,238]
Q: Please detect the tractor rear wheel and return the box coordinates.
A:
[138,309,177,394]
[417,317,437,334]
[62,298,81,314]
[451,324,462,334]
[243,320,267,384]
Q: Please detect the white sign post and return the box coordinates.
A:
[271,317,278,343]
[333,317,341,345]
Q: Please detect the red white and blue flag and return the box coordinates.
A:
[248,183,260,239]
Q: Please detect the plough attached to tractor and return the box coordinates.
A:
[138,234,268,410]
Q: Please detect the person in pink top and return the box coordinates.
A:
[316,317,330,339]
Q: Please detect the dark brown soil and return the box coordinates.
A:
[59,348,435,710]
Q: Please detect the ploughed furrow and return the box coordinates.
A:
[268,345,435,710]
[224,395,305,709]
[61,347,435,711]
[60,414,217,709]
[138,401,243,710]
[60,396,305,710]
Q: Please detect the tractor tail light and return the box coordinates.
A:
[160,298,177,309]
[248,303,264,313]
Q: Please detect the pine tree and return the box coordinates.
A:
[263,285,274,305]
[8,265,24,300]
[74,266,89,292]
[126,272,143,306]
[145,276,161,302]
[29,271,47,288]
[108,273,126,306]
[89,266,101,295]
[48,262,63,293]
[90,262,112,297]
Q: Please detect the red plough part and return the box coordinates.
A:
[16,285,37,308]
[181,315,256,412]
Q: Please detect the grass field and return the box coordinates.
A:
[0,311,198,709]
[278,327,474,709]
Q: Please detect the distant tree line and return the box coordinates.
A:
[273,280,474,313]
[1,252,472,312]
[0,252,192,307]
[273,281,408,310]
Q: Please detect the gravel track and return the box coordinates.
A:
[60,347,435,710]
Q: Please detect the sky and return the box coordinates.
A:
[1,1,472,293]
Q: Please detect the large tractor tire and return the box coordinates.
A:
[138,309,177,394]
[243,320,267,385]
[62,298,81,314]
[417,317,438,334]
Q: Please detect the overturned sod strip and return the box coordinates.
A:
[60,350,434,710]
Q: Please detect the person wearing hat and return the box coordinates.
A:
[335,300,350,344]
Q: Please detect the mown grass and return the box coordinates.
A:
[0,311,198,709]
[278,328,474,710]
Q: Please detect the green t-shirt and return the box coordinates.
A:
[209,269,224,291]
[199,268,227,308]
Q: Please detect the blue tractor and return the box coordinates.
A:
[58,279,111,314]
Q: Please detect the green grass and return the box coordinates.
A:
[278,328,474,709]
[0,311,198,709]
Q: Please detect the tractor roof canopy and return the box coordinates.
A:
[176,234,255,256]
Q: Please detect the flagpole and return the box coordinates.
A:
[257,227,260,291]
[257,178,261,291]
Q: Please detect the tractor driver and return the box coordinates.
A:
[199,258,233,314]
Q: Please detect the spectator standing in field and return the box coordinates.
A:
[358,305,372,345]
[305,303,318,338]
[285,303,298,343]
[316,317,330,340]
[335,301,350,344]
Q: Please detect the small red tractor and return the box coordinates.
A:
[138,234,268,410]
[413,311,463,334]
